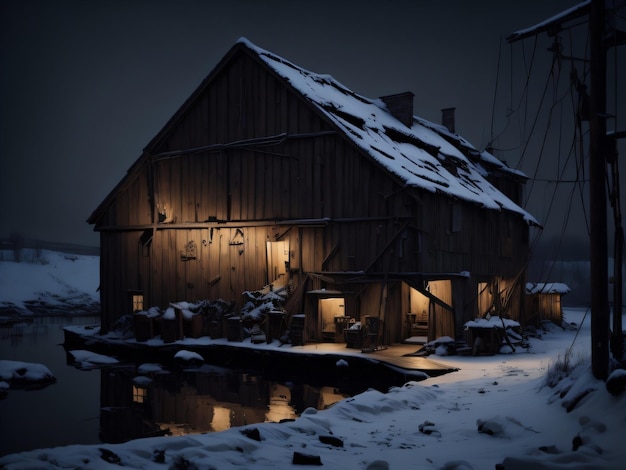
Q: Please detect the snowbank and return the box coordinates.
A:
[1,356,624,469]
[1,309,625,469]
[0,249,99,317]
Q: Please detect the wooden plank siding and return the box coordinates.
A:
[92,45,531,343]
[527,293,563,325]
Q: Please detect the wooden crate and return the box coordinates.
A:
[183,314,203,339]
[465,327,502,355]
[226,316,242,342]
[133,314,154,342]
[160,310,183,343]
[290,314,305,346]
[344,329,363,349]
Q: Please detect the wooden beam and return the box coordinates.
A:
[365,223,409,273]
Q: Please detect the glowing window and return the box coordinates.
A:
[132,294,144,312]
[132,385,147,404]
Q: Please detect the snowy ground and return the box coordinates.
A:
[1,250,625,469]
[0,249,99,318]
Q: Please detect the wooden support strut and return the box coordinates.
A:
[364,222,409,273]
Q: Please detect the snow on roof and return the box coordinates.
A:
[526,282,571,295]
[238,38,538,225]
[464,316,521,329]
[413,115,528,179]
[506,1,591,43]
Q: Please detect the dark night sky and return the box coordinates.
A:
[1,0,623,255]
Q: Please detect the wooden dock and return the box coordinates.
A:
[290,342,459,377]
[63,325,459,379]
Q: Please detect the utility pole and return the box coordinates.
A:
[609,130,626,364]
[508,0,613,379]
[588,0,610,380]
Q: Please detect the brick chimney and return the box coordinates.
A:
[380,92,414,127]
[441,107,456,133]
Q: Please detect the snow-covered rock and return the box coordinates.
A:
[0,360,56,390]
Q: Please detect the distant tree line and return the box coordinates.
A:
[0,233,98,262]
[529,235,625,308]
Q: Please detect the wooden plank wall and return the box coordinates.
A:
[99,53,424,231]
[95,49,531,333]
[414,190,529,279]
[527,293,562,326]
[146,226,281,309]
[99,231,142,331]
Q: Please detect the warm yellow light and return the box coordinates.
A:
[266,383,297,423]
[318,386,346,409]
[211,406,231,432]
[132,385,147,404]
[132,294,144,312]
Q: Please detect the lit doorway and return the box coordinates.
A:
[406,287,429,343]
[319,297,345,342]
[404,280,453,343]
[266,240,289,289]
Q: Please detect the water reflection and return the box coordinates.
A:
[0,316,101,456]
[96,362,347,443]
[1,316,402,454]
[2,318,50,349]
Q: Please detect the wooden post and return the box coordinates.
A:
[608,130,624,363]
[613,225,624,362]
[507,0,614,377]
[589,0,609,379]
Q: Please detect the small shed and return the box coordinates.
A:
[464,316,521,355]
[526,282,571,325]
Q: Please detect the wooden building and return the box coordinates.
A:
[88,38,539,345]
[526,282,570,325]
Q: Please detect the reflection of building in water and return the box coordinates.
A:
[211,406,231,432]
[266,383,297,423]
[151,379,267,435]
[265,383,346,423]
[299,385,346,411]
[100,366,163,443]
[318,386,345,410]
[99,364,350,444]
[132,384,147,404]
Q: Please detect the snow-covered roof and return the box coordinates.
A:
[525,282,571,295]
[464,315,521,329]
[238,38,537,225]
[413,115,527,179]
[507,1,591,43]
